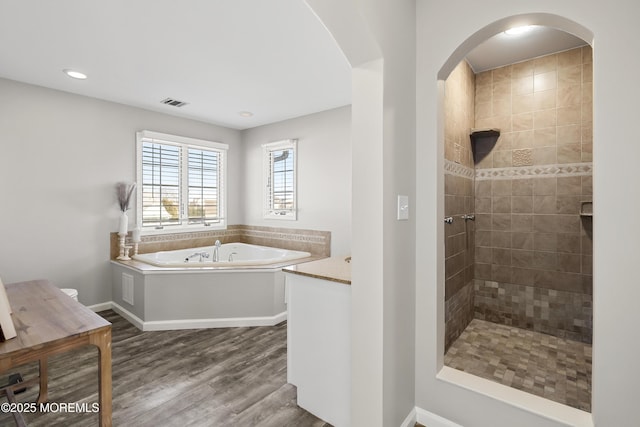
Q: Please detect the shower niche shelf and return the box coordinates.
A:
[580,201,593,217]
[470,128,500,164]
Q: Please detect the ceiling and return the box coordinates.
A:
[0,2,588,130]
[466,25,587,73]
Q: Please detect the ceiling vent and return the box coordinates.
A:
[160,98,188,108]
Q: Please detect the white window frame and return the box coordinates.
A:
[262,139,297,220]
[136,130,228,234]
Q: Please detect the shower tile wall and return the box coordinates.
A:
[473,46,593,343]
[444,60,476,350]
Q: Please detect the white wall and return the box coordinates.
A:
[0,78,242,305]
[240,106,352,256]
[307,1,417,425]
[416,1,640,427]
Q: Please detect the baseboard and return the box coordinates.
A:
[106,301,287,331]
[400,407,417,427]
[416,407,463,427]
[86,301,113,312]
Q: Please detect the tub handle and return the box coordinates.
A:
[228,252,238,262]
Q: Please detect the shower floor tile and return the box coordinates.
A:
[444,318,592,412]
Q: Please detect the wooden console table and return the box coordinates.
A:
[0,280,112,426]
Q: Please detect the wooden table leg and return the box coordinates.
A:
[37,357,48,404]
[90,328,112,427]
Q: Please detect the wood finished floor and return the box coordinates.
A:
[0,310,331,427]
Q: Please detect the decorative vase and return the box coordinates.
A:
[118,211,128,235]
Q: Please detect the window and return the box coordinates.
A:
[263,139,297,220]
[136,130,228,232]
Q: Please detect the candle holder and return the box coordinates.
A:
[116,232,131,260]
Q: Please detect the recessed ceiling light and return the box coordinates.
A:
[504,25,537,36]
[63,69,87,80]
[238,111,254,118]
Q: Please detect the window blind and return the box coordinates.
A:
[188,148,221,224]
[141,141,181,227]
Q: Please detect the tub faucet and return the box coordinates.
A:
[213,240,222,262]
[185,251,210,262]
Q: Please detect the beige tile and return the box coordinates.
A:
[512,214,533,231]
[475,213,492,231]
[511,249,533,267]
[557,233,581,254]
[512,179,533,195]
[493,150,512,167]
[533,109,557,129]
[512,130,534,148]
[557,124,581,144]
[493,231,511,248]
[534,71,557,92]
[512,149,533,166]
[476,230,492,247]
[512,60,534,78]
[534,195,557,214]
[582,83,593,104]
[511,266,535,285]
[582,63,593,83]
[582,45,593,64]
[476,84,492,104]
[476,197,492,214]
[511,232,534,250]
[476,102,492,120]
[582,142,593,161]
[534,54,557,74]
[493,115,512,133]
[558,253,582,273]
[557,85,582,108]
[582,176,593,196]
[533,146,557,164]
[533,89,556,111]
[512,195,533,213]
[533,127,557,147]
[557,195,582,214]
[557,176,582,195]
[512,113,534,132]
[512,93,533,114]
[557,48,582,68]
[476,151,493,169]
[558,65,582,87]
[492,180,512,195]
[492,247,512,266]
[475,180,491,195]
[582,101,593,122]
[476,70,492,86]
[492,196,512,213]
[492,214,512,231]
[557,143,581,164]
[533,177,557,195]
[533,251,557,270]
[513,75,534,95]
[475,246,492,263]
[534,233,557,251]
[493,99,511,117]
[581,122,593,143]
[495,132,513,151]
[492,65,512,83]
[557,107,580,126]
[493,82,512,101]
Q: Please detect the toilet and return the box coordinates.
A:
[61,288,79,302]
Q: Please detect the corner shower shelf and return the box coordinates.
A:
[470,128,501,140]
[580,201,593,217]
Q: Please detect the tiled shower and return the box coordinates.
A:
[444,46,593,351]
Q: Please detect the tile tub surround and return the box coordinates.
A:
[110,225,331,260]
[472,46,593,343]
[443,60,476,350]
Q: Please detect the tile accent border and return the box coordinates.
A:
[475,162,593,181]
[444,159,475,179]
[110,224,331,259]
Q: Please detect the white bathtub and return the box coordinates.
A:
[113,242,314,331]
[133,243,311,268]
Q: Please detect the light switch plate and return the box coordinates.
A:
[397,195,409,220]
